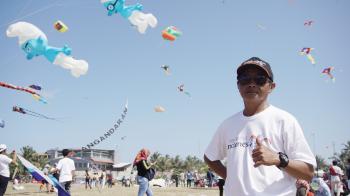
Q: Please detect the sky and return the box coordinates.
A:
[0,0,349,164]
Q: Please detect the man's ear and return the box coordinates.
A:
[268,82,276,93]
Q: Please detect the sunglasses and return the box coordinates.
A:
[237,75,270,86]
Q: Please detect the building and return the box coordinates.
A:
[46,148,115,171]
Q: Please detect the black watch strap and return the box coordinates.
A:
[277,152,289,168]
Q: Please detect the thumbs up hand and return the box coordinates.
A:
[252,137,280,168]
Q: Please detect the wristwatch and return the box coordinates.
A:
[277,152,289,168]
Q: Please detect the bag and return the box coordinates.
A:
[329,166,337,176]
[145,168,156,181]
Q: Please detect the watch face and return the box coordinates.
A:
[281,154,288,161]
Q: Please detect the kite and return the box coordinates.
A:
[0,119,4,128]
[101,0,157,34]
[154,105,165,112]
[12,106,55,120]
[6,21,88,77]
[322,67,335,82]
[121,136,126,140]
[29,84,42,91]
[257,24,267,31]
[160,65,171,75]
[0,81,47,104]
[82,100,128,150]
[177,84,191,98]
[17,154,70,196]
[304,20,314,26]
[54,20,68,32]
[300,47,316,64]
[162,26,182,41]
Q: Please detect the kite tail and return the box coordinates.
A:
[23,108,54,120]
[128,11,158,34]
[307,54,315,64]
[53,53,88,77]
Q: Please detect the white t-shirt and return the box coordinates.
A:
[56,157,75,182]
[331,165,343,183]
[205,105,316,196]
[0,154,12,177]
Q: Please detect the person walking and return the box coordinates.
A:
[0,144,17,196]
[133,148,156,196]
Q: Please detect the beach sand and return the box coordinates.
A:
[5,184,220,196]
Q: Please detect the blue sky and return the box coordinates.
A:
[0,0,349,164]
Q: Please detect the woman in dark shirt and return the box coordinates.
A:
[133,148,155,196]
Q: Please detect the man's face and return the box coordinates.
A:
[237,66,275,103]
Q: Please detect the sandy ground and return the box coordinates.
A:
[5,183,220,196]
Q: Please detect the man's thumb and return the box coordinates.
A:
[256,138,262,146]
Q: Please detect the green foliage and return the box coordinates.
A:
[150,152,207,174]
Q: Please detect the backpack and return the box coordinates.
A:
[329,166,337,176]
[145,168,156,181]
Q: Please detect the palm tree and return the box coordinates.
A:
[339,141,350,168]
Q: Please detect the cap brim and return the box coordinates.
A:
[237,64,272,79]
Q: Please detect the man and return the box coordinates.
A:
[55,149,75,193]
[0,144,17,196]
[206,168,214,187]
[204,57,316,195]
[329,160,343,196]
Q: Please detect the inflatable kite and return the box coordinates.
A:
[6,21,88,77]
[54,20,68,32]
[13,106,55,120]
[0,81,47,104]
[161,65,171,75]
[162,26,182,41]
[300,47,315,64]
[322,67,335,82]
[154,105,165,112]
[177,84,191,98]
[0,119,4,128]
[101,0,157,34]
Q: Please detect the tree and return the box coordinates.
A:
[339,141,350,168]
[315,155,327,170]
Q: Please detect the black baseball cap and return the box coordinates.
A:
[237,57,274,81]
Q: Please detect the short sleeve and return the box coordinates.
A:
[4,156,12,164]
[71,160,75,171]
[282,118,316,168]
[56,160,62,170]
[205,124,226,161]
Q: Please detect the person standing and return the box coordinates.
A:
[55,149,75,193]
[100,169,106,189]
[0,144,17,196]
[133,148,156,196]
[85,169,92,189]
[186,171,193,188]
[204,57,316,195]
[206,168,215,187]
[329,160,343,196]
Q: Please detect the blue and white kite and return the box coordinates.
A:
[101,0,157,34]
[17,155,70,196]
[6,21,88,78]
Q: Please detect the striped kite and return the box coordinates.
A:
[0,81,47,104]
